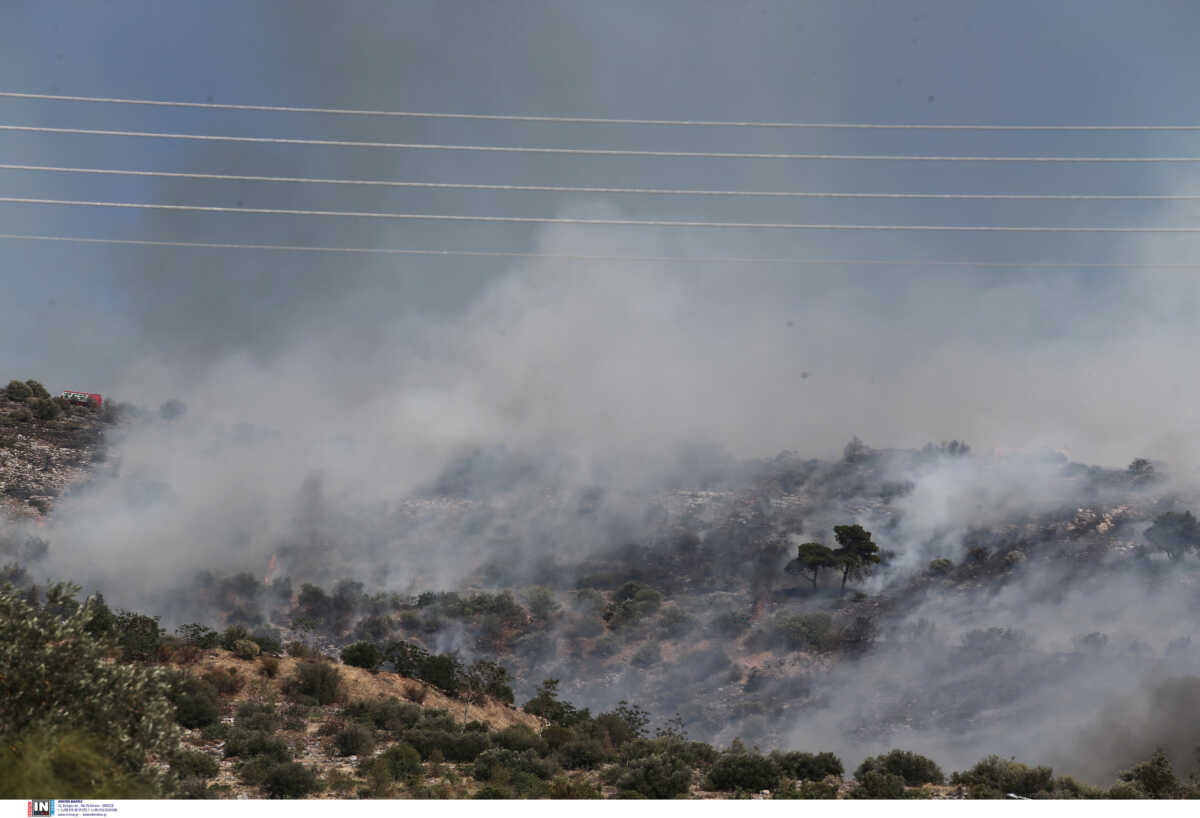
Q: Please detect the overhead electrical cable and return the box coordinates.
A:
[4,90,1200,130]
[2,163,1197,200]
[3,232,1199,267]
[4,124,1200,162]
[4,196,1200,231]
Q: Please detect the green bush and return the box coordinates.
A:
[285,660,343,705]
[850,770,906,798]
[0,730,161,798]
[332,723,376,757]
[0,585,179,774]
[560,739,609,770]
[5,380,31,401]
[472,748,555,782]
[259,656,280,678]
[344,697,423,733]
[492,724,547,755]
[177,623,220,648]
[25,380,50,399]
[404,728,491,762]
[706,752,781,792]
[928,558,954,575]
[234,701,280,733]
[708,610,752,637]
[232,639,260,660]
[375,743,422,782]
[261,761,320,798]
[31,398,61,421]
[615,753,692,799]
[951,755,1053,798]
[171,748,219,780]
[114,609,165,662]
[223,729,293,762]
[771,750,843,781]
[1118,748,1181,799]
[168,676,222,728]
[341,640,382,670]
[855,749,944,786]
[220,625,251,651]
[250,629,283,656]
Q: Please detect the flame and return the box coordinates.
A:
[264,553,277,585]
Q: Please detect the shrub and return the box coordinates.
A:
[234,701,280,733]
[0,584,181,777]
[0,730,161,798]
[171,749,219,780]
[332,723,376,757]
[658,607,696,639]
[405,728,491,763]
[420,654,462,695]
[10,407,31,422]
[344,697,423,733]
[25,380,50,399]
[1118,748,1181,799]
[259,656,280,678]
[168,676,222,728]
[114,610,165,662]
[223,729,293,762]
[772,750,844,781]
[492,725,547,755]
[232,639,261,660]
[951,755,1053,798]
[615,753,692,799]
[285,661,343,705]
[220,625,251,651]
[31,398,61,421]
[707,752,781,792]
[404,682,428,704]
[708,610,752,637]
[376,742,422,782]
[201,667,244,696]
[170,644,203,666]
[341,640,382,670]
[177,623,220,649]
[261,762,320,798]
[850,770,906,798]
[774,613,839,653]
[286,641,319,660]
[855,749,944,786]
[472,748,555,782]
[5,380,31,401]
[560,739,609,770]
[928,558,954,576]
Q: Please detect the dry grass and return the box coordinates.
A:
[175,649,542,732]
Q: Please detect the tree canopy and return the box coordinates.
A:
[832,525,881,592]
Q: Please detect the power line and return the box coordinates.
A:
[3,163,1197,200]
[4,90,1200,131]
[4,196,1199,232]
[5,124,1200,162]
[4,232,1199,267]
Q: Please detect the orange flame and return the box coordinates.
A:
[264,553,277,584]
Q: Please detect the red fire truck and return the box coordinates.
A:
[61,390,103,408]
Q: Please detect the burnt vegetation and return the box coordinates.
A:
[6,394,1200,799]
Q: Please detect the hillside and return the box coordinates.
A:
[4,379,1200,799]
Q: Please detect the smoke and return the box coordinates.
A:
[8,0,1200,786]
